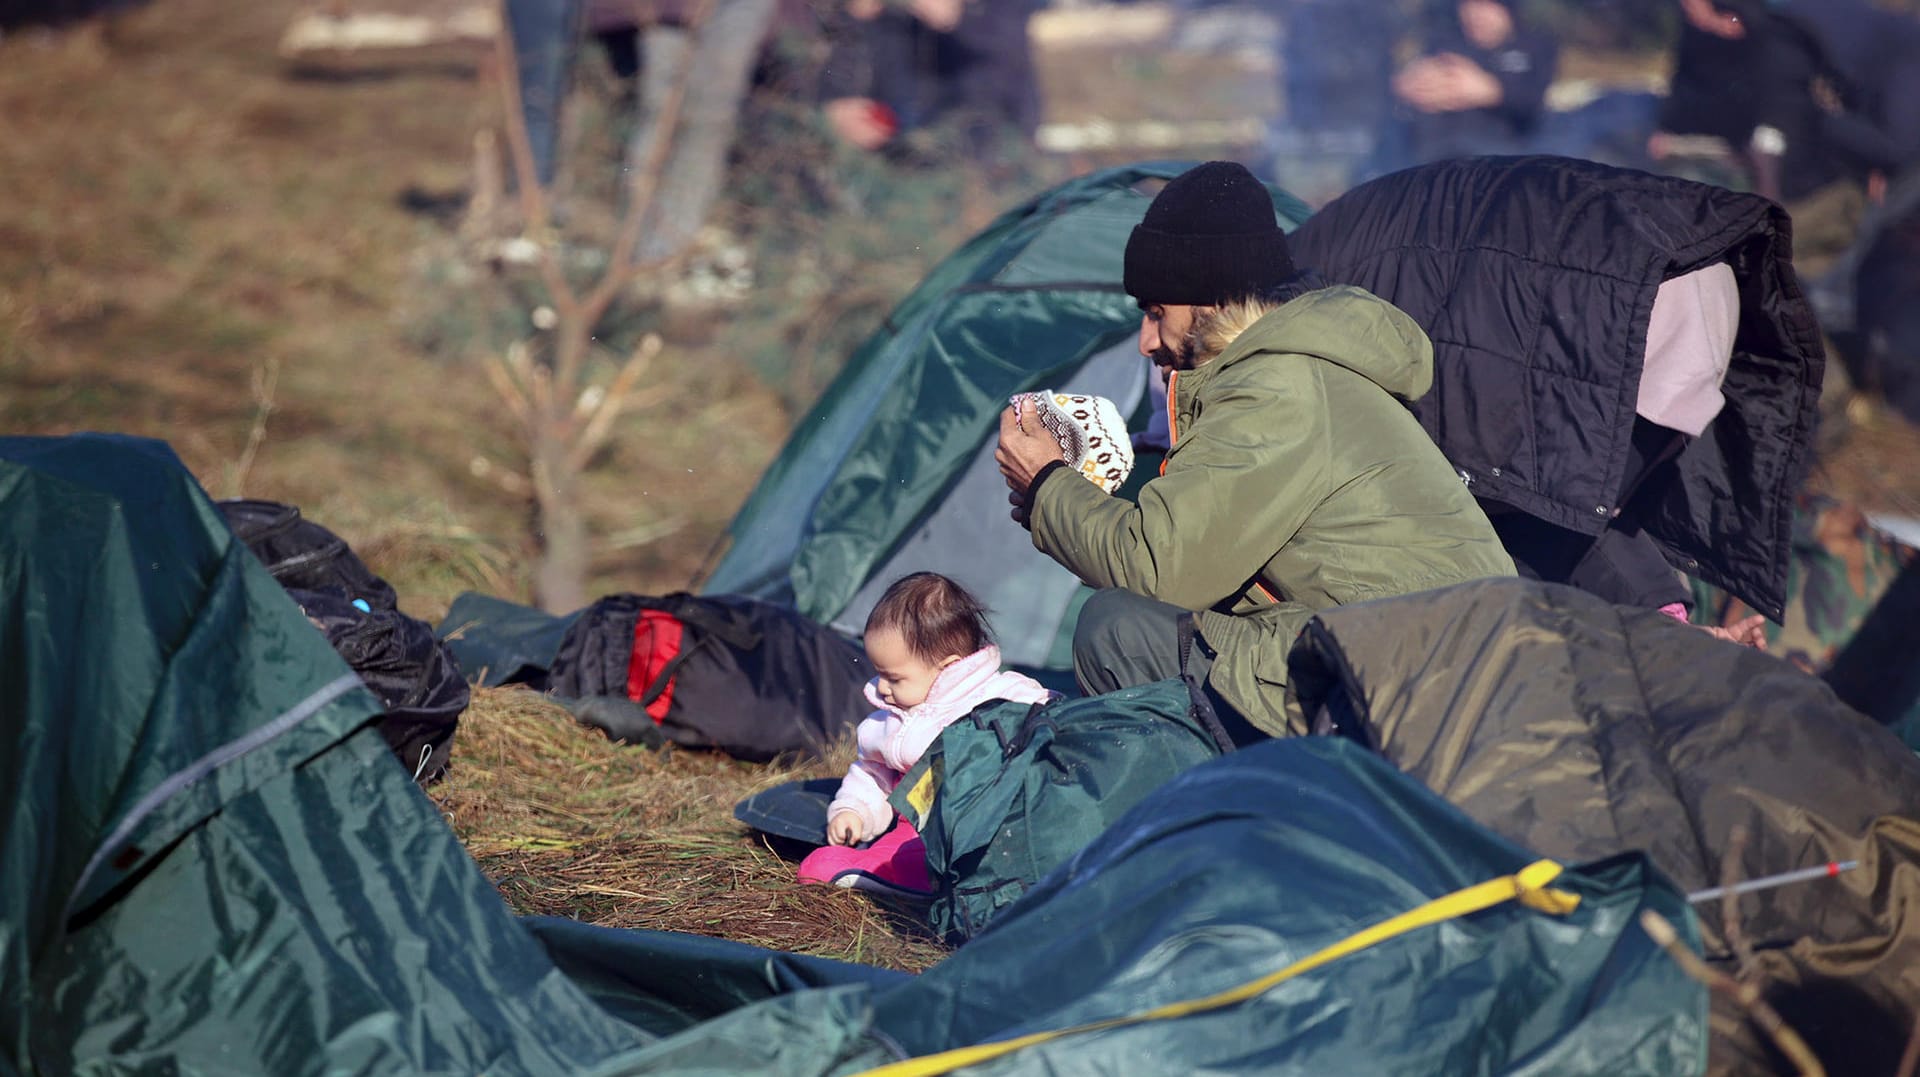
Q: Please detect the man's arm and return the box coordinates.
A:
[1027,362,1330,611]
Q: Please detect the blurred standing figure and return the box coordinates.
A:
[1261,0,1397,204]
[503,0,781,262]
[1367,0,1558,177]
[505,0,584,191]
[1655,0,1920,217]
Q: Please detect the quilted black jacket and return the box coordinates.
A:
[1290,155,1826,619]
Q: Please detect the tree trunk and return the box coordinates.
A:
[531,423,590,613]
[530,323,593,613]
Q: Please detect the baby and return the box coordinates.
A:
[798,571,1056,892]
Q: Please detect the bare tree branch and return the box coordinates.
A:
[568,331,663,472]
[488,7,581,323]
[225,355,280,498]
[1639,910,1825,1077]
[1718,824,1760,981]
[484,349,533,427]
[477,0,724,610]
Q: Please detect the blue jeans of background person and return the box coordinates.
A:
[506,0,584,189]
[1262,0,1395,203]
[1530,91,1662,171]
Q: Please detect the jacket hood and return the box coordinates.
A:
[1214,285,1434,402]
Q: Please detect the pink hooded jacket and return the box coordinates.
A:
[827,645,1056,841]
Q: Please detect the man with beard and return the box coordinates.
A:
[994,161,1515,741]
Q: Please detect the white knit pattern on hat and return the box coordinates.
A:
[1011,390,1136,494]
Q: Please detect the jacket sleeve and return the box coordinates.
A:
[1490,31,1557,129]
[1027,357,1331,611]
[827,718,902,841]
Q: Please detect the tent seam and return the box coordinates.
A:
[62,671,367,925]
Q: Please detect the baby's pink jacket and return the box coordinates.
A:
[827,645,1056,841]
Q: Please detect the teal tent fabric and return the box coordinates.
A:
[437,589,585,687]
[892,678,1226,940]
[593,739,1707,1075]
[0,435,658,1075]
[867,738,1705,1074]
[701,163,1313,670]
[521,918,908,1039]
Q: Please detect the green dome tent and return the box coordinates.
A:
[699,163,1312,672]
[0,435,674,1074]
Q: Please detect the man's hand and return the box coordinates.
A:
[909,0,963,32]
[996,398,1066,507]
[1393,53,1503,113]
[827,811,864,846]
[1700,613,1768,650]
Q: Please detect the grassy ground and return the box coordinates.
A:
[0,0,1001,624]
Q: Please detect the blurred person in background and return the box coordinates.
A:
[503,0,785,261]
[817,0,1042,160]
[1652,0,1920,428]
[1364,0,1558,178]
[1260,0,1398,205]
[1653,0,1920,263]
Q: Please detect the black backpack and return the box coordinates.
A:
[544,592,873,763]
[289,589,470,785]
[218,499,467,784]
[218,499,398,611]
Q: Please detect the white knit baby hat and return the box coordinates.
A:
[1009,391,1136,494]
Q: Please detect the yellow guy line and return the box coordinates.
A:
[851,858,1581,1077]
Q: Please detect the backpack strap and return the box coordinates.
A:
[629,594,763,711]
[993,701,1058,761]
[1177,613,1240,754]
[633,631,717,711]
[655,593,763,650]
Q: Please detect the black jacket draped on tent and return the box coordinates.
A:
[1289,155,1826,620]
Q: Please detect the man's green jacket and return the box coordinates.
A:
[1028,285,1516,735]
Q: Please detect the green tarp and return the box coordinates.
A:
[4,435,1706,1076]
[892,677,1226,940]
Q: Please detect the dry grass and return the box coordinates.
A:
[0,0,800,618]
[429,686,951,971]
[1808,406,1920,521]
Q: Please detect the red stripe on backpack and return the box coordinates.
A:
[626,609,685,722]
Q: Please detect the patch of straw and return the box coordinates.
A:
[431,685,948,971]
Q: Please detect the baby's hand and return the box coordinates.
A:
[827,811,864,846]
[1700,613,1768,650]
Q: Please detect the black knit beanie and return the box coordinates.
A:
[1123,161,1297,307]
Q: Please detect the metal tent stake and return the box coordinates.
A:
[1687,861,1860,904]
